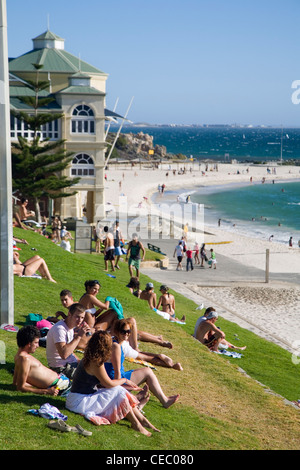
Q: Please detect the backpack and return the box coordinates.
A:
[25,313,43,325]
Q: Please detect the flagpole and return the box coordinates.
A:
[280,126,283,164]
[0,0,14,325]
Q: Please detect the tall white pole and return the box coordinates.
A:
[0,0,14,325]
[104,96,134,168]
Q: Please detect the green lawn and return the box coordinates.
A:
[1,228,300,450]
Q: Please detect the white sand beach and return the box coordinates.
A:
[104,162,300,354]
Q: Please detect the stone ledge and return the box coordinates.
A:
[141,257,169,269]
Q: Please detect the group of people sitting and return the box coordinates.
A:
[126,278,186,324]
[13,280,182,437]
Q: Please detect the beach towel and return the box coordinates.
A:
[125,357,157,370]
[152,308,186,324]
[214,349,243,359]
[105,296,124,319]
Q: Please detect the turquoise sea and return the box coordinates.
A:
[118,125,300,162]
[118,126,300,244]
[190,181,300,245]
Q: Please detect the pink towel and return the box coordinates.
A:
[36,319,53,330]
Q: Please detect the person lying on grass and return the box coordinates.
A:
[13,252,56,283]
[13,325,70,396]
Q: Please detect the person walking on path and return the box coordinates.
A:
[185,246,194,271]
[126,233,145,279]
[173,241,184,270]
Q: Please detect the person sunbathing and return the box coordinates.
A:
[139,282,157,309]
[13,326,70,395]
[78,280,118,329]
[13,252,56,282]
[194,309,246,351]
[156,285,185,323]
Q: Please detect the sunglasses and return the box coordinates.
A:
[121,329,131,335]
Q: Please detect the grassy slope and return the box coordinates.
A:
[1,228,300,450]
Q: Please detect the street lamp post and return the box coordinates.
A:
[0,0,14,325]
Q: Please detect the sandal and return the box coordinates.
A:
[48,419,71,432]
[48,420,92,436]
[72,424,93,436]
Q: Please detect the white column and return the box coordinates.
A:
[0,0,14,324]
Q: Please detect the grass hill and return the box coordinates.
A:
[1,228,300,450]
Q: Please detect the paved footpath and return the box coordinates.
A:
[139,237,300,352]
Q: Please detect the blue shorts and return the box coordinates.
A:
[115,246,122,256]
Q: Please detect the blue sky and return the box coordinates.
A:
[6,0,300,126]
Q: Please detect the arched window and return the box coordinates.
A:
[71,105,95,134]
[71,153,95,177]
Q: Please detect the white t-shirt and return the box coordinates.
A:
[121,340,139,359]
[46,320,77,368]
[175,244,184,257]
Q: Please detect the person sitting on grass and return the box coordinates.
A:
[139,282,157,309]
[66,330,160,436]
[95,320,179,372]
[104,319,180,410]
[194,311,224,351]
[13,252,56,283]
[194,311,246,352]
[126,277,142,297]
[156,285,186,323]
[47,289,94,351]
[46,303,90,379]
[79,280,124,329]
[13,325,70,396]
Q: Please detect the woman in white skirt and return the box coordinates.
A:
[66,330,159,436]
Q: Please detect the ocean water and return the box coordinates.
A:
[115,125,300,243]
[117,125,300,162]
[191,180,300,245]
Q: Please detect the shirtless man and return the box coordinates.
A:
[103,226,115,271]
[194,308,246,351]
[195,312,225,351]
[140,283,157,309]
[156,285,185,323]
[19,198,35,222]
[14,326,70,395]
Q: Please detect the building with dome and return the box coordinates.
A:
[9,30,120,223]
